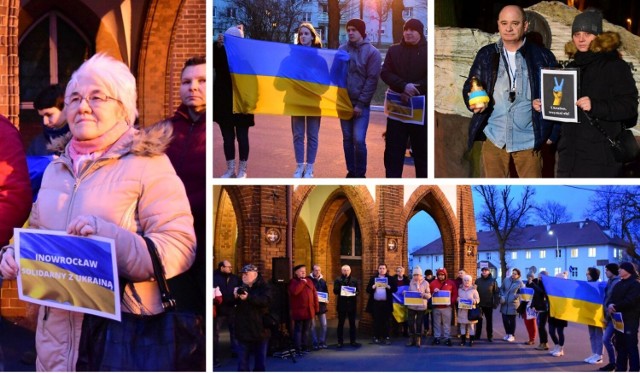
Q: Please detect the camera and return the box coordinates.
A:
[237,286,249,295]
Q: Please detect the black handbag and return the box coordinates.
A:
[467,307,481,321]
[583,111,639,164]
[77,237,205,371]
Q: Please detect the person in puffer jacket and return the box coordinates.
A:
[0,53,196,372]
[405,266,431,348]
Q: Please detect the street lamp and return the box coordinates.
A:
[548,230,558,253]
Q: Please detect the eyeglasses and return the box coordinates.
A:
[65,93,120,109]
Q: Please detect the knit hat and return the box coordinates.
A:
[436,268,447,278]
[425,269,433,276]
[481,267,490,272]
[403,19,425,35]
[412,266,423,276]
[293,264,306,272]
[346,18,366,38]
[619,262,637,276]
[605,263,619,276]
[225,26,244,38]
[572,10,602,36]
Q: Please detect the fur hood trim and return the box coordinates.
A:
[48,121,174,157]
[565,31,621,58]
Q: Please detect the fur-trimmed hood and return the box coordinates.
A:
[565,31,621,59]
[48,121,174,157]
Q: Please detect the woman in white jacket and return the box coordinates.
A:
[406,266,431,348]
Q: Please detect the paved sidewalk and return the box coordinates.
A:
[213,112,418,179]
[214,308,609,372]
[0,318,36,371]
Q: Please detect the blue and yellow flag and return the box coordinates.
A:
[519,287,534,302]
[542,275,606,327]
[224,35,353,119]
[392,285,409,322]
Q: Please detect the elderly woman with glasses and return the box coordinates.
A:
[0,53,196,371]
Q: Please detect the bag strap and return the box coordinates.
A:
[142,236,177,310]
[581,109,618,147]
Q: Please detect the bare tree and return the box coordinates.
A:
[534,200,572,225]
[220,0,307,42]
[328,0,358,49]
[586,186,640,261]
[367,0,394,47]
[475,185,536,280]
[391,0,405,44]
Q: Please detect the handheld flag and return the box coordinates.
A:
[542,275,606,327]
[519,287,534,302]
[392,285,409,322]
[224,36,353,119]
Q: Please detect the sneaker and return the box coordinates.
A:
[552,347,564,357]
[599,363,616,371]
[507,335,515,342]
[585,354,598,363]
[313,344,319,351]
[589,356,603,364]
[293,163,305,178]
[550,345,558,355]
[320,343,328,349]
[503,335,510,341]
[373,338,380,344]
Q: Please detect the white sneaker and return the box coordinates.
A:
[552,346,564,357]
[550,345,559,355]
[507,335,515,342]
[503,335,510,341]
[585,354,598,363]
[589,355,603,364]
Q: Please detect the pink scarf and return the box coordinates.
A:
[68,121,131,173]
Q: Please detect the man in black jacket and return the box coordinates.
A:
[310,264,329,349]
[606,262,640,372]
[213,260,241,365]
[366,264,398,344]
[333,264,359,347]
[381,18,428,178]
[475,267,498,342]
[234,264,271,371]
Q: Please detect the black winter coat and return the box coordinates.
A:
[213,269,241,317]
[333,275,359,312]
[462,38,560,150]
[365,274,398,314]
[234,275,271,343]
[557,32,639,177]
[607,274,640,333]
[310,275,328,314]
[380,36,428,96]
[213,42,255,127]
[528,278,548,312]
[475,274,498,308]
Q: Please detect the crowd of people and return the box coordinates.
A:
[213,260,640,372]
[0,54,206,371]
[214,18,428,179]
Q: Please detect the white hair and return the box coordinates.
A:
[462,274,472,282]
[65,53,138,126]
[341,265,351,271]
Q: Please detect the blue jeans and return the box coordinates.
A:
[588,324,603,355]
[291,116,320,164]
[237,339,268,371]
[604,321,616,364]
[340,107,370,177]
[311,313,327,344]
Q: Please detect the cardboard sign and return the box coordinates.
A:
[432,290,451,306]
[403,291,423,306]
[317,291,329,303]
[458,298,473,310]
[340,286,356,297]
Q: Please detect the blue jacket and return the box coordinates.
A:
[462,38,560,150]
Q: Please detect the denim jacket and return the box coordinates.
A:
[463,38,560,150]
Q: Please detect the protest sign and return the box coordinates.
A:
[458,298,473,310]
[541,68,579,123]
[375,277,388,288]
[340,286,356,297]
[15,228,120,321]
[318,291,329,303]
[432,290,451,306]
[403,291,423,306]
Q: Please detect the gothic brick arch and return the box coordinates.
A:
[213,186,247,273]
[402,186,460,274]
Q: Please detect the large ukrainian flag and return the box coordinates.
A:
[224,35,353,119]
[542,275,606,328]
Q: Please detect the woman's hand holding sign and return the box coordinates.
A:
[0,246,18,279]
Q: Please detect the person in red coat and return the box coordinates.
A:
[0,115,32,249]
[289,264,319,353]
[165,56,206,319]
[430,268,458,346]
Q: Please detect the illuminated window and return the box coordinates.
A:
[525,251,531,259]
[511,252,517,260]
[588,247,596,257]
[571,248,578,258]
[539,250,546,259]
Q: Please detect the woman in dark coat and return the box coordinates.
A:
[214,26,255,178]
[557,10,638,177]
[366,264,398,344]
